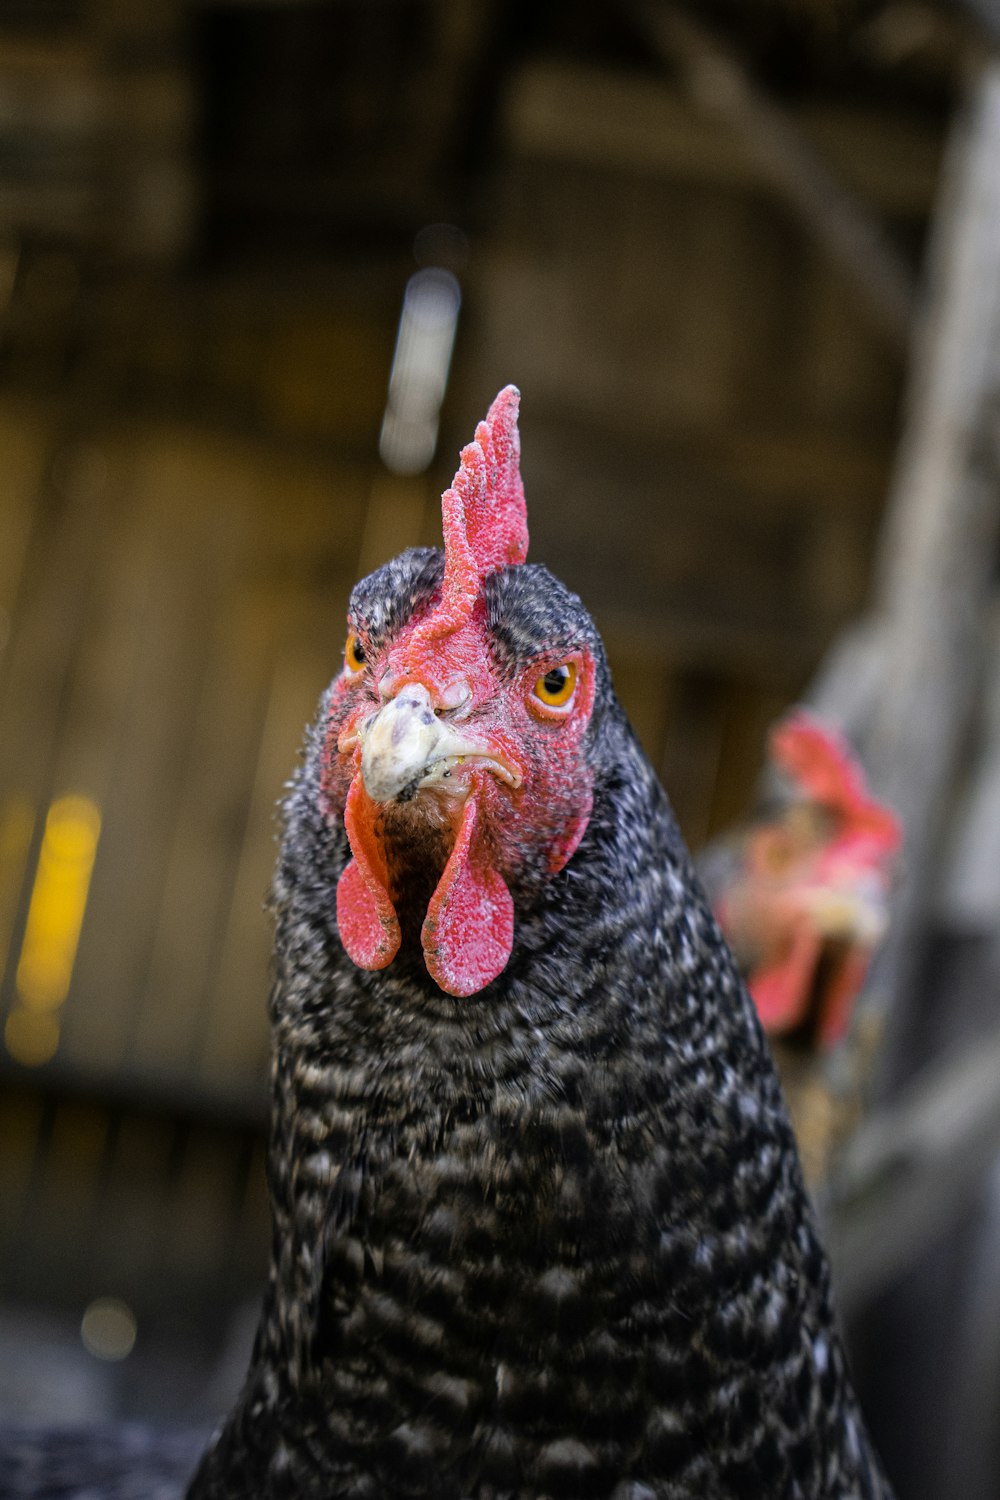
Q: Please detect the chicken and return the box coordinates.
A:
[708,712,901,1184]
[713,710,901,1053]
[183,387,894,1498]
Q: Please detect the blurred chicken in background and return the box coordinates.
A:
[705,710,901,1182]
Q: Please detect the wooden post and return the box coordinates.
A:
[861,61,1000,1092]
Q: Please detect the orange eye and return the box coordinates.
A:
[344,631,366,674]
[533,661,577,708]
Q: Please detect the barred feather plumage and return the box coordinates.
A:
[187,548,894,1500]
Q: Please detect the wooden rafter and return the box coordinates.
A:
[631,0,920,347]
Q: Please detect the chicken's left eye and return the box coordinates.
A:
[344,632,366,674]
[533,661,577,708]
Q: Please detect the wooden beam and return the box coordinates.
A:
[507,60,942,216]
[861,61,1000,1087]
[828,1022,1000,1315]
[630,1,919,346]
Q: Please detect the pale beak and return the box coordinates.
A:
[358,682,521,804]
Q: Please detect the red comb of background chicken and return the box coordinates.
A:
[771,710,901,853]
[712,708,901,1050]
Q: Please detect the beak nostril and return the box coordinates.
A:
[437,682,472,719]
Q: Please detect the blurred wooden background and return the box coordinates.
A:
[0,2,998,1492]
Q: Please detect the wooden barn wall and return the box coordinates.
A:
[0,44,931,1354]
[0,404,374,1106]
[458,58,913,844]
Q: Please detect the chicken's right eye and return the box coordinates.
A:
[533,661,576,707]
[345,632,366,674]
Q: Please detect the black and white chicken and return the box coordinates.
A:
[4,387,894,1500]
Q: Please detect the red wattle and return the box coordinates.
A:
[422,792,514,998]
[749,921,822,1033]
[547,792,593,875]
[336,776,400,971]
[818,945,872,1049]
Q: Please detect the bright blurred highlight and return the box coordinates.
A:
[379,265,461,476]
[80,1296,138,1361]
[13,794,101,1025]
[3,1007,60,1067]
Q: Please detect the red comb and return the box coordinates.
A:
[770,710,901,852]
[420,385,528,641]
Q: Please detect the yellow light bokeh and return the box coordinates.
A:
[3,1006,60,1067]
[8,795,101,1062]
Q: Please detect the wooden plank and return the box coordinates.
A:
[357,473,429,580]
[35,430,160,1079]
[197,624,335,1097]
[232,1136,270,1284]
[658,669,730,850]
[513,406,893,515]
[631,3,916,345]
[828,1025,1000,1315]
[264,313,389,443]
[0,1089,43,1246]
[795,246,905,434]
[933,1156,1000,1498]
[935,610,1000,925]
[61,428,235,1080]
[125,436,260,1084]
[0,422,112,1034]
[0,799,36,1000]
[860,63,1000,1085]
[524,431,862,657]
[23,1100,109,1291]
[163,1129,241,1283]
[605,648,672,770]
[131,592,269,1083]
[46,424,371,1097]
[94,1113,179,1299]
[241,445,370,604]
[0,426,101,785]
[506,59,942,213]
[0,398,49,642]
[708,680,793,838]
[479,175,836,442]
